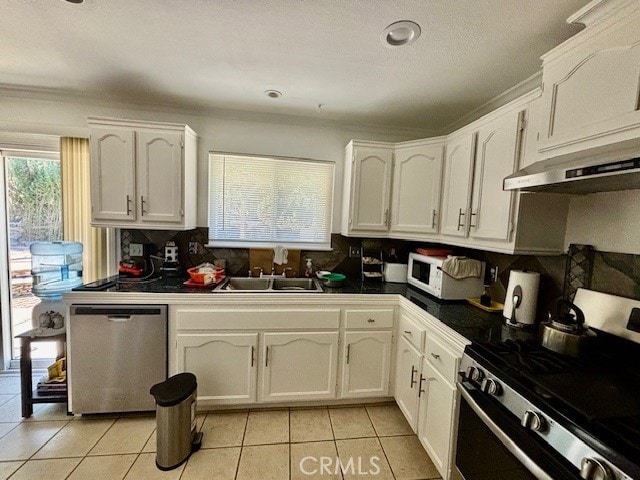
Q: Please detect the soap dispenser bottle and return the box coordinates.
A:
[304,258,313,278]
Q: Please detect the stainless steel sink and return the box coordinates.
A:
[223,278,271,291]
[214,277,323,293]
[272,278,322,291]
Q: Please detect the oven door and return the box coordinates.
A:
[454,381,581,480]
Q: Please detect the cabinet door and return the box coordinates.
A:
[341,331,392,398]
[90,128,136,222]
[177,333,258,405]
[391,143,443,234]
[538,13,640,154]
[394,336,422,431]
[470,109,522,242]
[136,130,183,224]
[417,359,456,479]
[349,147,393,232]
[440,133,476,237]
[260,332,339,402]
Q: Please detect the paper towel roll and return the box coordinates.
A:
[503,270,540,326]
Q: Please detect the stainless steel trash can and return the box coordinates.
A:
[150,372,203,470]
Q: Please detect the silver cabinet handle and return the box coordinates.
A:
[418,375,426,397]
[126,195,132,215]
[384,209,389,227]
[250,346,255,367]
[403,330,412,335]
[140,195,146,216]
[265,346,269,367]
[410,365,417,388]
[431,353,440,360]
[470,210,477,228]
[431,209,437,229]
[367,318,375,323]
[457,208,466,230]
[346,344,351,364]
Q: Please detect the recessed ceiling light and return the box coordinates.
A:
[381,21,421,47]
[265,89,283,99]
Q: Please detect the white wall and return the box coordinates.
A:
[565,190,640,254]
[0,92,431,232]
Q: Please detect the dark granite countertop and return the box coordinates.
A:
[73,275,506,343]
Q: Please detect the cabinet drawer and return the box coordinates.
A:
[344,309,394,329]
[176,308,340,330]
[398,313,425,352]
[425,333,459,383]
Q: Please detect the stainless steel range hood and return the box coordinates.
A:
[504,153,640,194]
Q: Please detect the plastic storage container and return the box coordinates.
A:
[30,241,83,298]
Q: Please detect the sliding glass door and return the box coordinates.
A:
[1,155,62,367]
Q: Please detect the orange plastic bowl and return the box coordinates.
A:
[187,267,224,284]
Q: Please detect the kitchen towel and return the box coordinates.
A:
[273,246,288,265]
[503,269,540,326]
[441,256,483,279]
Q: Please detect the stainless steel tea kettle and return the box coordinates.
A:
[541,299,596,357]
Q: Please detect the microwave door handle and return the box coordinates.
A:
[457,384,554,480]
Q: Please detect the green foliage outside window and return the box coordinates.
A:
[7,157,62,245]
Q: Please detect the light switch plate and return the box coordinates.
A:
[130,243,143,257]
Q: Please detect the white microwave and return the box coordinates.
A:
[407,252,485,300]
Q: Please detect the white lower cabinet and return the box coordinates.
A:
[394,316,466,480]
[417,359,456,477]
[260,332,339,402]
[394,335,422,430]
[341,331,392,398]
[176,333,258,405]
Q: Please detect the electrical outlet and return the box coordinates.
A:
[348,246,361,258]
[188,242,198,254]
[130,243,143,257]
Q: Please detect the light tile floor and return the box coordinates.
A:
[0,375,442,480]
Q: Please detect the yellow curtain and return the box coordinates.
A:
[60,137,108,282]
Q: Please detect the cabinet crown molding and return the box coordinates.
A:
[87,116,197,137]
[542,0,640,65]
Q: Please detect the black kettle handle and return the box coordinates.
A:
[556,299,586,328]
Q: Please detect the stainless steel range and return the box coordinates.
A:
[454,288,640,480]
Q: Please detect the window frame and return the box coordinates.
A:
[207,152,335,251]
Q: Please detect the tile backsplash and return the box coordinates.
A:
[121,228,640,308]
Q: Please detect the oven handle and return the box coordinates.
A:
[457,383,554,480]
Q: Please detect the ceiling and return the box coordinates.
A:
[1,0,588,132]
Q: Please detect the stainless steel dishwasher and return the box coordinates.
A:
[69,305,167,414]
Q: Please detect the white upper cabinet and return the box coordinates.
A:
[470,109,523,242]
[391,141,444,235]
[88,117,197,230]
[537,1,640,157]
[343,142,394,233]
[341,139,445,239]
[440,132,476,238]
[136,131,184,224]
[90,128,136,222]
[341,91,572,254]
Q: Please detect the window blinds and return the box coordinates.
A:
[208,154,334,250]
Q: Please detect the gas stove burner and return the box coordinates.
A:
[481,338,581,374]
